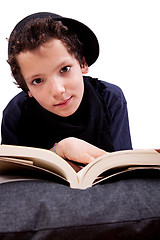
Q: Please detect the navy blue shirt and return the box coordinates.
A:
[1,77,132,151]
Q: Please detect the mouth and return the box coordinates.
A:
[54,96,72,107]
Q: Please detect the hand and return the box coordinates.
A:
[51,137,106,164]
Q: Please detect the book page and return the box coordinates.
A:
[0,157,70,183]
[77,149,160,189]
[92,166,160,186]
[0,145,79,186]
[0,156,33,165]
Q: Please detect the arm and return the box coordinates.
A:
[1,114,20,145]
[102,81,132,151]
[110,102,132,151]
[51,137,106,164]
[1,92,26,145]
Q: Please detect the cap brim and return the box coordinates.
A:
[60,17,99,66]
[8,12,99,66]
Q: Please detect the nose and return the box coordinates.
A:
[49,78,65,98]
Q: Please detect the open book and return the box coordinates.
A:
[0,145,160,189]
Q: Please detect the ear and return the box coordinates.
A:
[81,57,89,74]
[28,91,33,98]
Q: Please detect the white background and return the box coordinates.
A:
[0,0,160,149]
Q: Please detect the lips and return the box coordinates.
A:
[54,96,72,107]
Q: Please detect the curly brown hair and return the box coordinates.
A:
[8,17,84,92]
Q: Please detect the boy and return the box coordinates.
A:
[1,12,132,164]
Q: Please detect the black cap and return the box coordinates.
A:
[8,12,99,66]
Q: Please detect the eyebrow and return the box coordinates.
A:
[25,57,74,81]
[25,74,41,82]
[55,58,73,69]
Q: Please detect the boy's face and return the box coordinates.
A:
[17,39,88,117]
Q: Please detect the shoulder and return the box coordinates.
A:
[99,80,127,110]
[100,80,127,106]
[3,91,28,119]
[84,76,127,111]
[1,92,29,144]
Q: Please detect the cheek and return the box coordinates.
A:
[28,88,48,105]
[69,76,84,95]
[78,81,84,97]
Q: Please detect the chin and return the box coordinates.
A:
[55,107,79,117]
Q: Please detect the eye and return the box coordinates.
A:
[60,66,71,73]
[32,78,43,85]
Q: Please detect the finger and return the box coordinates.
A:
[81,154,95,164]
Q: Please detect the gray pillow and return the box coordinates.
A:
[0,176,160,239]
